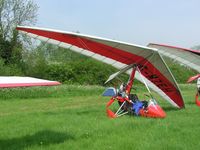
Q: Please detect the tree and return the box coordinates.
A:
[0,0,38,64]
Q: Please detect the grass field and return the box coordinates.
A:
[0,84,200,150]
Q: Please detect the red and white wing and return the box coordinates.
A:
[0,76,61,88]
[148,43,200,72]
[16,26,184,108]
[187,74,200,83]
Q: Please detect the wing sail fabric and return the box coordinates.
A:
[148,43,200,72]
[16,26,184,108]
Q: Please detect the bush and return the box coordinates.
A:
[45,59,128,86]
[0,58,23,76]
[45,63,76,83]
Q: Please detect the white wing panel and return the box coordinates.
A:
[112,62,126,69]
[59,42,72,49]
[48,39,61,45]
[81,50,95,57]
[37,36,49,42]
[103,58,116,65]
[26,33,38,38]
[92,54,106,61]
[70,46,83,53]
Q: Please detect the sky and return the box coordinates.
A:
[34,0,200,48]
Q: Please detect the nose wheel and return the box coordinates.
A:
[195,93,200,106]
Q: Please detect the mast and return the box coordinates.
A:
[125,67,136,94]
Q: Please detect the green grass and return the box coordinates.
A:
[0,84,199,150]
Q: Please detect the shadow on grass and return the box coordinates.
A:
[185,101,196,105]
[0,130,74,150]
[162,106,180,112]
[75,109,99,116]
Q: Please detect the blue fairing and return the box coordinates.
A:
[102,87,117,97]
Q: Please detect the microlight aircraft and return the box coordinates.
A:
[16,26,185,118]
[148,43,200,106]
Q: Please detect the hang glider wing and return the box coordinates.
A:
[16,26,184,108]
[148,43,200,72]
[0,76,61,88]
[187,74,200,83]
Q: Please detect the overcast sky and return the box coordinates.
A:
[34,0,200,48]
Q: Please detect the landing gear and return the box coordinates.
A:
[103,65,166,119]
[106,95,166,118]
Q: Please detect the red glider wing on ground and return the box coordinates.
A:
[16,26,184,108]
[0,76,61,88]
[148,43,200,72]
[187,74,200,83]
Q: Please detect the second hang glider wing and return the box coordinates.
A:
[148,43,200,72]
[16,26,184,108]
[187,74,200,83]
[0,76,60,88]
